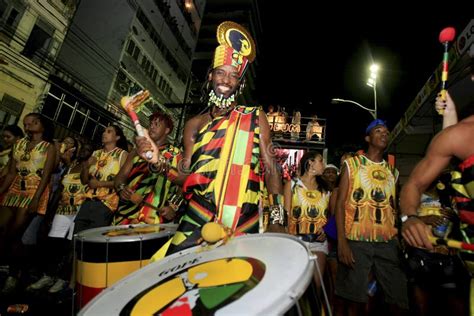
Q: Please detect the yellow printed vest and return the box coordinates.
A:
[288,178,330,235]
[57,168,87,215]
[344,155,398,242]
[85,147,126,211]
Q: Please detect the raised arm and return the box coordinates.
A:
[435,91,458,129]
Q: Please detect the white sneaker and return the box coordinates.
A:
[48,279,68,293]
[26,275,55,291]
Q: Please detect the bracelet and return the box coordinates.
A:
[149,156,169,174]
[269,204,285,226]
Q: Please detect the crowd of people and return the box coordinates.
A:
[0,20,472,315]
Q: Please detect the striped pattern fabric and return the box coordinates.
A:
[451,155,474,242]
[113,145,181,225]
[171,106,263,252]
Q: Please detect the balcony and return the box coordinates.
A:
[267,111,326,149]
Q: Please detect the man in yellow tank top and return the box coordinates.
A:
[335,119,408,313]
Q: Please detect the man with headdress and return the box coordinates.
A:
[137,21,284,256]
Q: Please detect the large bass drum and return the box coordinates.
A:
[78,233,329,315]
[74,223,177,309]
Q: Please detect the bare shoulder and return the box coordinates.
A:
[429,118,474,160]
[185,114,208,131]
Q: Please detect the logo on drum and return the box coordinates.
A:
[120,257,265,315]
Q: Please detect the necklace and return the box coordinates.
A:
[208,90,235,108]
[20,140,38,161]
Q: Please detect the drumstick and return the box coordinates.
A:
[437,27,456,115]
[429,235,474,252]
[120,90,153,160]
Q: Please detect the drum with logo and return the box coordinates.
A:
[78,233,329,315]
[74,223,177,308]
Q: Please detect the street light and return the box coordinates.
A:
[331,98,376,119]
[366,63,379,119]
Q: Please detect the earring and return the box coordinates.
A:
[238,80,246,95]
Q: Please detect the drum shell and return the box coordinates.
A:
[74,224,176,309]
[78,233,328,315]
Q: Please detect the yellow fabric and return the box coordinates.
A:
[85,147,125,211]
[150,238,173,263]
[56,170,87,215]
[344,155,398,242]
[1,137,51,214]
[288,179,330,235]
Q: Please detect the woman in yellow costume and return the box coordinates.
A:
[73,125,128,234]
[0,113,56,293]
[284,151,330,290]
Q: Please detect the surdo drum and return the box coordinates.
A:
[78,233,329,315]
[74,223,177,308]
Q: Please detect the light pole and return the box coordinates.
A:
[366,64,379,119]
[331,98,376,119]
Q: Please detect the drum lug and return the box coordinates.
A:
[308,253,318,261]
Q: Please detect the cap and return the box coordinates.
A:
[365,119,387,135]
[324,164,340,174]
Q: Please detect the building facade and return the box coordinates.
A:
[45,0,205,143]
[0,0,77,129]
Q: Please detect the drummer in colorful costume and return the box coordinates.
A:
[136,21,284,256]
[113,111,182,225]
[401,57,474,314]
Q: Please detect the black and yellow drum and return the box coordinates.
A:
[74,223,177,308]
[78,233,328,315]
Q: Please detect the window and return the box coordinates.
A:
[42,83,119,146]
[132,45,140,60]
[0,94,24,129]
[42,93,61,119]
[6,8,18,25]
[22,20,54,64]
[0,4,23,40]
[57,102,74,127]
[127,39,136,55]
[71,104,87,133]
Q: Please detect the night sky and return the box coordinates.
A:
[256,2,471,157]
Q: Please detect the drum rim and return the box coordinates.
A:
[79,233,317,315]
[73,223,178,243]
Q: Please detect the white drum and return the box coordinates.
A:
[79,233,328,315]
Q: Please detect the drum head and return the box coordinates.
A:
[74,223,178,243]
[79,233,315,315]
